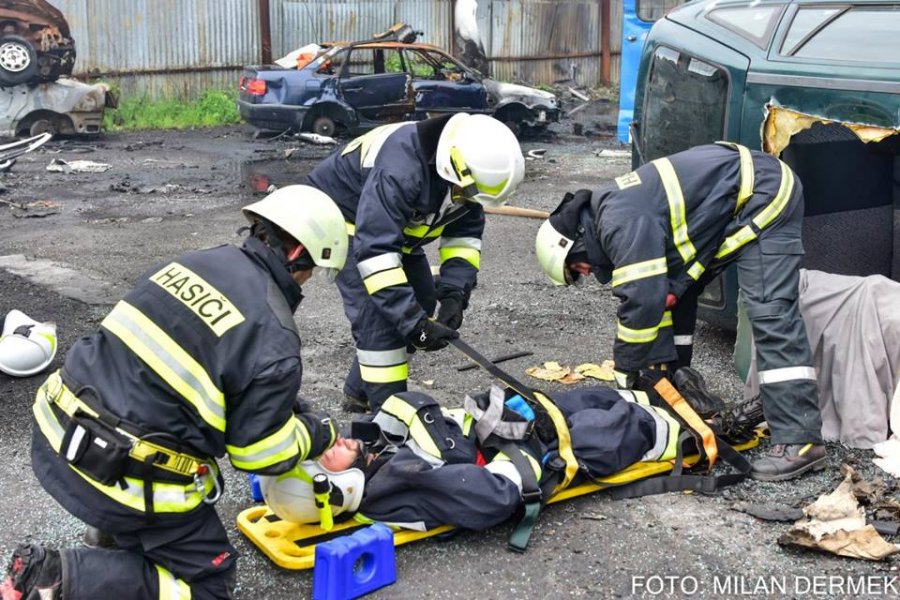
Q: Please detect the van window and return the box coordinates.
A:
[780,8,841,55]
[637,0,683,22]
[787,7,900,64]
[639,47,728,161]
[706,4,784,49]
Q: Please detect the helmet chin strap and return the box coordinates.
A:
[449,146,480,199]
[252,220,314,273]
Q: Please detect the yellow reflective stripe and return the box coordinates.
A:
[439,246,481,269]
[101,301,226,432]
[402,224,445,239]
[226,418,299,471]
[715,225,756,259]
[715,162,794,260]
[648,405,681,461]
[156,564,191,600]
[476,176,509,196]
[716,141,755,213]
[380,395,418,424]
[33,384,65,452]
[295,417,311,458]
[687,261,706,280]
[617,321,659,344]
[617,311,671,344]
[652,158,696,263]
[752,161,794,230]
[74,464,214,513]
[359,362,409,384]
[409,418,442,458]
[659,310,673,328]
[611,257,667,287]
[363,267,408,294]
[345,222,356,236]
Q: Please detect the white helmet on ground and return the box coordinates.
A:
[260,460,364,525]
[435,113,525,208]
[0,309,57,377]
[242,185,348,279]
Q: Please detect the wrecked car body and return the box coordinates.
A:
[238,26,558,137]
[630,0,900,329]
[0,0,75,86]
[0,78,114,137]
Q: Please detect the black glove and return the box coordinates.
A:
[436,289,466,330]
[407,317,459,351]
[295,411,338,458]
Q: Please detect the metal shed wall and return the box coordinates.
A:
[53,0,623,100]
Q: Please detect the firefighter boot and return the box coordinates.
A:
[0,544,62,600]
[672,367,726,419]
[750,443,827,482]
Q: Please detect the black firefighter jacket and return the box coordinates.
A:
[306,115,484,336]
[586,143,799,372]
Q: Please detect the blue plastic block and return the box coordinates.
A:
[247,474,264,502]
[313,523,397,600]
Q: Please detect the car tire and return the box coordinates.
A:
[312,116,336,137]
[29,118,57,137]
[0,35,38,87]
[503,119,522,139]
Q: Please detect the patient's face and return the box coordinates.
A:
[318,437,361,472]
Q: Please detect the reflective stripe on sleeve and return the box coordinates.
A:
[758,366,816,385]
[363,267,408,295]
[101,301,226,432]
[611,257,667,288]
[226,418,301,471]
[357,253,402,278]
[402,224,446,240]
[652,157,696,263]
[686,261,706,281]
[156,564,192,600]
[439,237,482,269]
[358,347,408,384]
[716,141,755,213]
[674,335,694,346]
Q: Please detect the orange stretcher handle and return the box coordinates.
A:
[653,378,719,470]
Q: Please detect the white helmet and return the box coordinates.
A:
[260,460,364,526]
[242,185,348,279]
[435,113,525,208]
[0,309,57,377]
[535,219,576,286]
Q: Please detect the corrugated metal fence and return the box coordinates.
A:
[53,0,624,100]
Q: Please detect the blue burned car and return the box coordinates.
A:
[237,37,559,138]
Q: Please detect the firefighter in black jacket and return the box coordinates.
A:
[307,113,524,413]
[2,186,348,600]
[535,143,826,482]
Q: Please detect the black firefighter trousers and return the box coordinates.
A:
[733,185,823,445]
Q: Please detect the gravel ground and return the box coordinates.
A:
[0,120,897,599]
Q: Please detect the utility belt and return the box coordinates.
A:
[35,370,221,520]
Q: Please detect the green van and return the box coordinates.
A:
[630,0,900,329]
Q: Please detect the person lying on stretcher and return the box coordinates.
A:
[260,377,762,532]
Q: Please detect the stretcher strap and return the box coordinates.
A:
[653,378,718,469]
[448,339,579,491]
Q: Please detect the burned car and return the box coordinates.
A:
[0,0,75,86]
[630,0,900,329]
[237,26,558,137]
[0,78,114,137]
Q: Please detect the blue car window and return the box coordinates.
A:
[780,7,841,56]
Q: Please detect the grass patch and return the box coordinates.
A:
[104,90,241,131]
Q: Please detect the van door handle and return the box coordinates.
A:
[626,35,637,42]
[343,86,363,92]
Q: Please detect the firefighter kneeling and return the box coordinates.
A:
[1,186,347,600]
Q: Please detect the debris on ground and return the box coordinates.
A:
[526,361,584,385]
[526,149,546,160]
[778,468,900,560]
[46,158,111,173]
[574,360,616,382]
[1,198,61,218]
[732,501,805,522]
[297,132,337,145]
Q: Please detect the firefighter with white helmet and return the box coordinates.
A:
[306,113,525,413]
[2,185,346,600]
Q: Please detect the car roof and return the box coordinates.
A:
[320,40,449,52]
